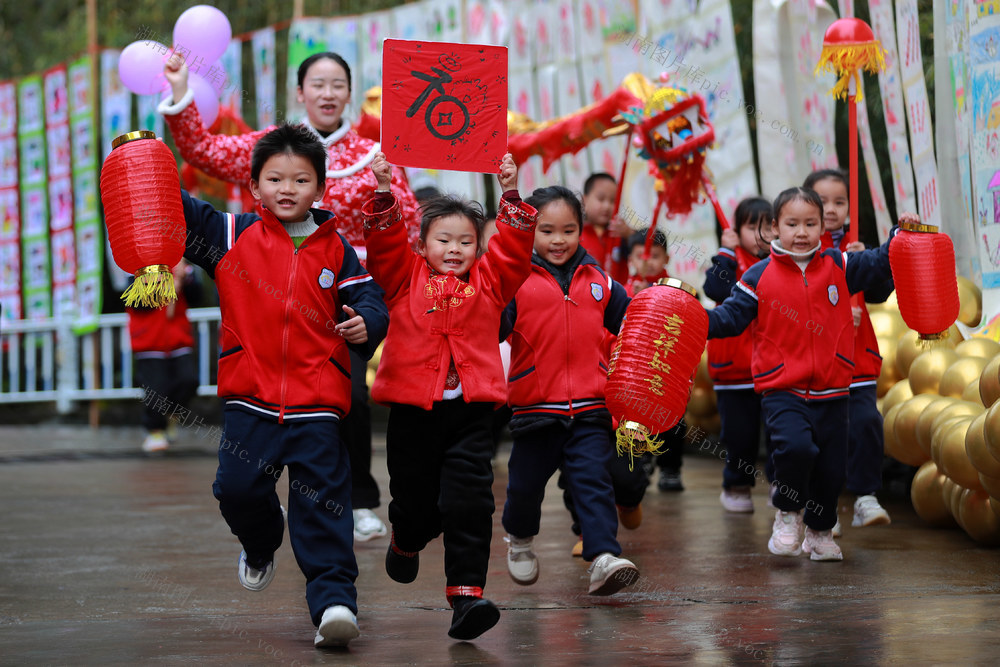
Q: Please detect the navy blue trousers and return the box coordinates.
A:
[717,389,766,489]
[136,353,198,432]
[847,384,884,495]
[385,401,495,589]
[213,408,357,624]
[763,393,848,531]
[341,348,380,509]
[504,420,620,561]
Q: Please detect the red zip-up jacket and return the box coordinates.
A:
[362,192,537,410]
[707,231,895,400]
[503,249,631,417]
[127,269,199,356]
[820,232,892,386]
[580,225,628,283]
[704,246,763,389]
[180,191,389,422]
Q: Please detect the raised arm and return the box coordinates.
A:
[361,152,416,300]
[334,235,390,360]
[706,262,765,339]
[159,55,268,185]
[845,216,906,295]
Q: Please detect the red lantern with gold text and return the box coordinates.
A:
[888,221,960,340]
[100,131,186,307]
[606,278,708,463]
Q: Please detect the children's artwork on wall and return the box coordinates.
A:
[424,0,463,43]
[251,27,277,128]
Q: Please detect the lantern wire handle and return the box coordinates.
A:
[121,264,177,308]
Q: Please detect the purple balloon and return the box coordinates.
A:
[118,41,170,96]
[204,61,229,96]
[173,5,232,66]
[189,74,219,128]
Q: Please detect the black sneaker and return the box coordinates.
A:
[385,532,419,583]
[658,467,684,492]
[448,596,500,640]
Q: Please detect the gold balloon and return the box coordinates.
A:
[876,337,901,398]
[882,403,904,463]
[959,489,1000,545]
[944,324,965,348]
[966,412,1000,478]
[980,473,1000,498]
[940,419,984,490]
[895,331,923,379]
[909,347,960,394]
[916,397,962,458]
[991,496,1000,517]
[983,399,1000,463]
[686,385,716,418]
[963,379,984,406]
[880,379,914,416]
[694,351,712,390]
[939,357,991,398]
[883,291,898,309]
[931,416,970,466]
[870,309,905,340]
[910,461,957,527]
[980,356,1000,408]
[892,395,938,466]
[941,476,956,510]
[956,276,983,328]
[955,337,1000,359]
[950,482,967,524]
[699,413,721,435]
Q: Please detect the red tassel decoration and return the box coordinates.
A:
[606,278,708,463]
[100,131,186,307]
[888,221,960,340]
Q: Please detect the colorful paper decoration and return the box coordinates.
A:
[381,39,508,173]
[100,132,186,307]
[606,278,708,461]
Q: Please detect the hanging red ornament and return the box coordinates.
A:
[606,278,708,462]
[889,221,960,340]
[814,17,887,103]
[100,131,186,307]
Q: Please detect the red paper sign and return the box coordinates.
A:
[382,39,507,173]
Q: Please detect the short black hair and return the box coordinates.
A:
[802,168,848,192]
[627,229,668,255]
[297,52,352,92]
[772,187,823,223]
[525,186,583,228]
[250,123,327,185]
[419,194,487,248]
[732,197,773,233]
[414,185,442,204]
[583,172,616,195]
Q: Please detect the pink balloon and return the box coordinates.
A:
[118,41,170,96]
[173,5,232,67]
[204,61,228,96]
[189,74,219,128]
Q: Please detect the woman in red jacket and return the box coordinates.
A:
[362,152,536,642]
[160,51,419,543]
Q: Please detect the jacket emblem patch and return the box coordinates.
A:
[827,284,839,306]
[318,268,336,289]
[590,282,604,301]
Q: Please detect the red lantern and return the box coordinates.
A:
[606,278,708,460]
[889,221,960,340]
[100,131,186,307]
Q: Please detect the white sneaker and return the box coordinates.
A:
[852,495,891,527]
[353,508,388,542]
[802,527,843,561]
[832,519,843,538]
[142,431,169,453]
[237,550,276,591]
[767,510,803,556]
[720,487,754,513]
[314,605,360,647]
[587,553,639,595]
[505,535,538,585]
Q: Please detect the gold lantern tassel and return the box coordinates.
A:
[814,42,887,102]
[121,265,177,308]
[615,420,665,471]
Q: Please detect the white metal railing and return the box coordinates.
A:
[1,307,221,413]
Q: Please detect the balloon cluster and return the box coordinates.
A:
[876,276,1000,545]
[117,5,232,127]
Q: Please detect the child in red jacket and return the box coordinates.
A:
[501,185,639,596]
[362,152,536,641]
[804,168,894,531]
[178,124,389,647]
[704,198,773,512]
[707,187,904,562]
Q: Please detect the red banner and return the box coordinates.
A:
[381,39,508,174]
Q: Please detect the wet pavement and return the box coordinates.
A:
[2,424,1000,665]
